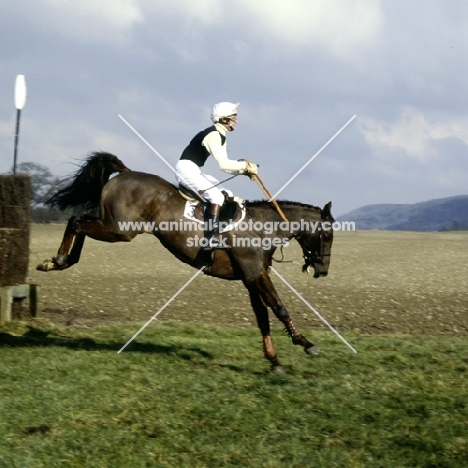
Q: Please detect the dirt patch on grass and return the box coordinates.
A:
[26,225,468,336]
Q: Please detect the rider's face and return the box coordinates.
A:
[221,114,238,131]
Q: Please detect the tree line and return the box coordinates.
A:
[9,162,71,222]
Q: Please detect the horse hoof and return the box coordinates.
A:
[305,346,320,356]
[36,259,68,272]
[36,260,55,271]
[272,365,285,374]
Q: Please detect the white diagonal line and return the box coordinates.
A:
[269,115,356,201]
[270,266,357,353]
[118,114,207,204]
[118,114,178,176]
[118,266,206,353]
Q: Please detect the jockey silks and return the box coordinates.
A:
[180,125,225,167]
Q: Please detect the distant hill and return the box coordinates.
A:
[338,195,468,231]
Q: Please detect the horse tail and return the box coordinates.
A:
[46,152,130,211]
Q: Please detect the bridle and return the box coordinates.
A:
[295,222,332,271]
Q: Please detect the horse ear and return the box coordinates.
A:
[322,201,332,218]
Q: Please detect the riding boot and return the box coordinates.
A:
[204,203,222,250]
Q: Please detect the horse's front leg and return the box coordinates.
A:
[250,270,320,356]
[244,280,284,373]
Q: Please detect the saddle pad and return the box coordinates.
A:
[183,200,246,233]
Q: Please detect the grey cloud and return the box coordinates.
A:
[0,1,466,215]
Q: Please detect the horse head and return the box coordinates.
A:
[299,201,334,278]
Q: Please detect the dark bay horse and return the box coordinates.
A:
[38,152,334,371]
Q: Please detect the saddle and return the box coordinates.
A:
[178,185,209,206]
[178,185,244,225]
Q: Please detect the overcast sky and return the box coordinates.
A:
[1,0,467,216]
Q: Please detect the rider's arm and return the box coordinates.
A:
[202,132,248,174]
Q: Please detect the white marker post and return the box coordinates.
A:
[13,75,27,175]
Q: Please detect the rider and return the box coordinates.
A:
[175,102,258,249]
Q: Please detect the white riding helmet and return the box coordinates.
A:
[211,102,239,123]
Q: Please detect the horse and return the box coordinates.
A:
[38,152,334,372]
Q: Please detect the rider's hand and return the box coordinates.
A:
[243,160,258,180]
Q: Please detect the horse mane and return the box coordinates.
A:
[46,152,130,211]
[245,199,322,212]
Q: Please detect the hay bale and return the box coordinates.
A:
[0,175,31,287]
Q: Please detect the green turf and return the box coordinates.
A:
[1,320,467,467]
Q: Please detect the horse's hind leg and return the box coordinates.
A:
[64,232,86,267]
[55,216,86,267]
[37,216,132,272]
[37,216,80,271]
[244,281,284,372]
[249,270,320,356]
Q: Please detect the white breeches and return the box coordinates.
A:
[175,160,233,205]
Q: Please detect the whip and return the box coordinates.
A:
[252,174,289,222]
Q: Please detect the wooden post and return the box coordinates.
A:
[0,287,12,322]
[0,284,39,322]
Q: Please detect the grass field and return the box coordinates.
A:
[1,321,467,467]
[1,225,468,467]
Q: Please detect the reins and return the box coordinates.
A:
[242,208,292,263]
[272,244,291,263]
[199,174,240,193]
